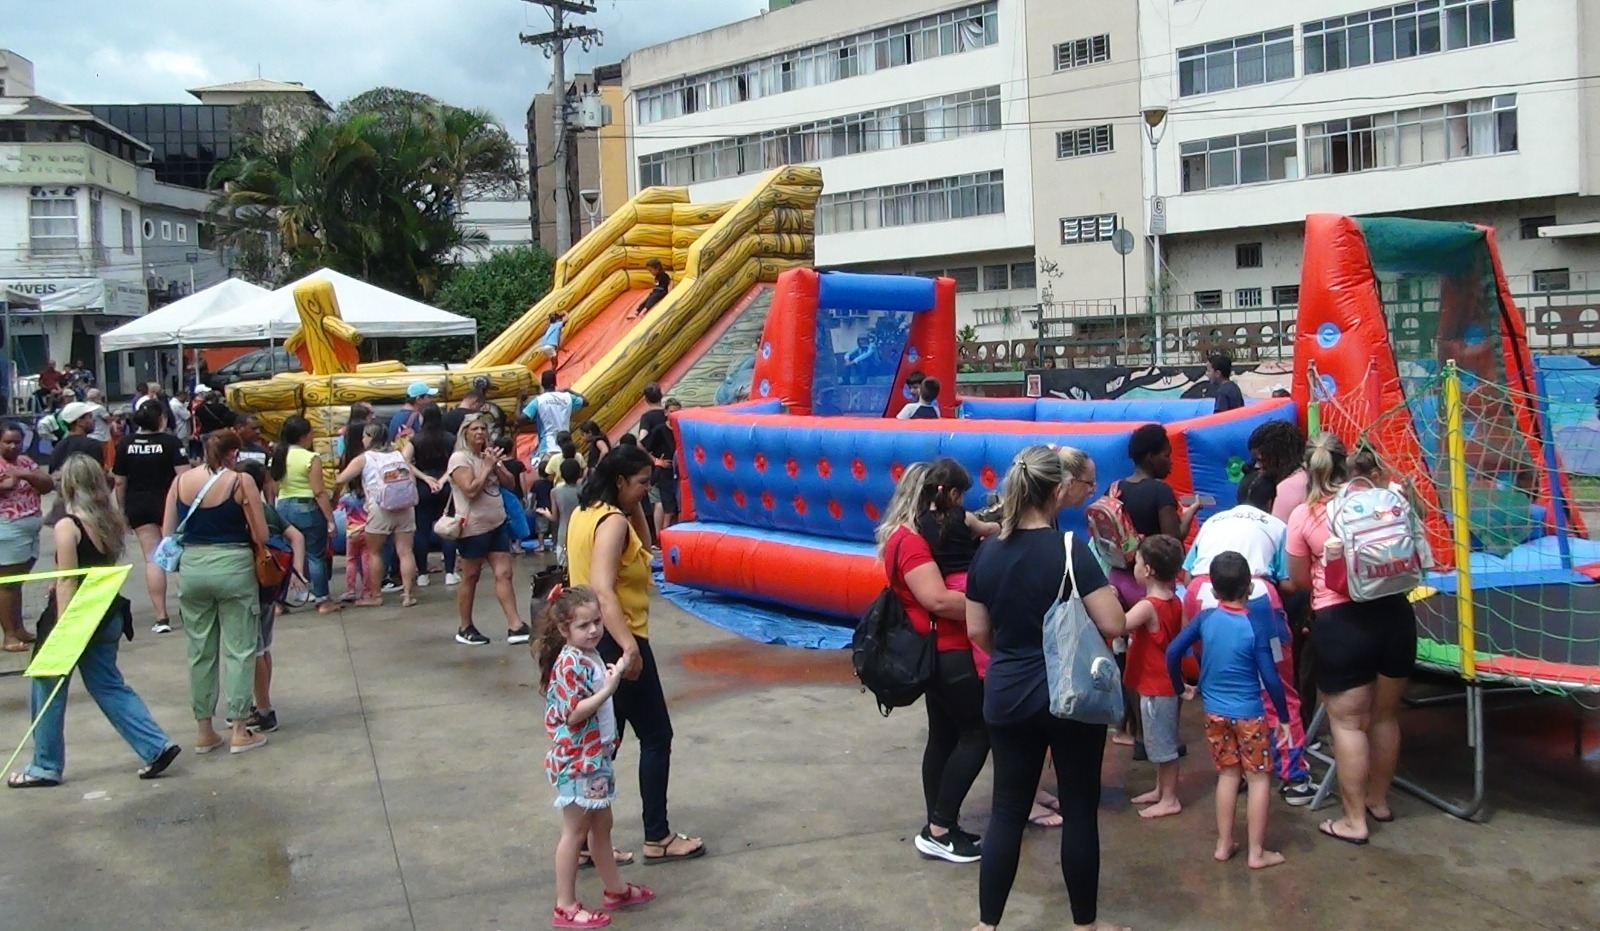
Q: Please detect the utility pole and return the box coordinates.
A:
[521,0,602,256]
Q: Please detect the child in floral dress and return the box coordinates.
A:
[538,585,655,929]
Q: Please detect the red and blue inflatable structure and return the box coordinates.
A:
[661,268,1293,621]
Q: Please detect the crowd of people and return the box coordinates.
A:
[0,370,693,784]
[867,404,1419,931]
[0,343,1423,929]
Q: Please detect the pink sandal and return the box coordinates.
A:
[551,903,610,928]
[601,882,656,910]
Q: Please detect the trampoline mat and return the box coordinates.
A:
[1414,583,1600,688]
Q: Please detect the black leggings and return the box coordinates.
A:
[922,649,989,830]
[981,710,1107,927]
[598,631,674,842]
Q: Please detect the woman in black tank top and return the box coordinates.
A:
[407,405,457,585]
[7,455,179,788]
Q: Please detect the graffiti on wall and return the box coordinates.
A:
[1028,361,1295,403]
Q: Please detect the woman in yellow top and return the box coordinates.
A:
[567,444,704,865]
[270,415,339,614]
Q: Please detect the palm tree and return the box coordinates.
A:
[209,91,520,299]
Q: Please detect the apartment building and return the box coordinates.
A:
[623,0,1038,331]
[1139,0,1600,315]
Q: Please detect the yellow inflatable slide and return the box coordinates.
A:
[228,165,821,451]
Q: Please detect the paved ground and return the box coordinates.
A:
[1,550,1598,931]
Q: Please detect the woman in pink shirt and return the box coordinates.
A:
[0,423,53,650]
[1285,434,1416,847]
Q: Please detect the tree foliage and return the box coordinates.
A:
[405,247,556,364]
[208,87,525,300]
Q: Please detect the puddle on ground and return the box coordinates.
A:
[677,640,855,687]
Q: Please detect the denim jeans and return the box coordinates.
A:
[278,497,330,599]
[414,490,457,575]
[27,617,172,782]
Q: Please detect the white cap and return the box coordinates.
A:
[59,401,103,424]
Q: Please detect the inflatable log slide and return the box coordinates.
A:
[228,165,822,454]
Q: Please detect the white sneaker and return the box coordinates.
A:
[445,572,462,586]
[416,574,430,587]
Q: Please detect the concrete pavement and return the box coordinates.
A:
[1,553,1597,931]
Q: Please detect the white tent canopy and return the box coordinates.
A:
[175,269,477,345]
[99,279,270,352]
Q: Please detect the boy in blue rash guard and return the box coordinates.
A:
[1167,551,1292,871]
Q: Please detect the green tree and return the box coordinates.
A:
[406,247,556,363]
[208,88,523,300]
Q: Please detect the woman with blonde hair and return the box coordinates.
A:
[875,461,988,863]
[966,445,1128,931]
[1286,432,1416,845]
[447,414,526,645]
[8,454,179,787]
[166,431,270,755]
[337,422,425,607]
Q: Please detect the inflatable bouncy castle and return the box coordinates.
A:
[661,268,1293,619]
[1293,214,1590,574]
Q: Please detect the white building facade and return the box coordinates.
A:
[623,0,1039,333]
[1139,0,1600,318]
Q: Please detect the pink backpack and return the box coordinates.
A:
[1085,481,1141,570]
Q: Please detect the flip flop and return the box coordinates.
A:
[578,848,635,869]
[642,833,706,864]
[1318,819,1370,846]
[7,771,60,788]
[1367,806,1395,823]
[1028,806,1064,828]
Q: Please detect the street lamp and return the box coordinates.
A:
[578,189,603,235]
[1142,106,1168,366]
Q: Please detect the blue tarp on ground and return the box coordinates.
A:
[654,570,851,650]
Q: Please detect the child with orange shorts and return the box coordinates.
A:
[1166,551,1292,870]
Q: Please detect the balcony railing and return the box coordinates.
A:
[960,288,1600,371]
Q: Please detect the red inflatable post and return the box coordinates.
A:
[751,268,820,415]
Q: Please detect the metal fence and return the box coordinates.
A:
[959,289,1600,372]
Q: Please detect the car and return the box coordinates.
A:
[206,347,302,389]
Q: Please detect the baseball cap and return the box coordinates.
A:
[193,384,212,396]
[407,381,440,399]
[59,401,103,424]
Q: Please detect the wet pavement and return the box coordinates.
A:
[1,554,1598,931]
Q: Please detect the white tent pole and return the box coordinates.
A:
[178,337,185,393]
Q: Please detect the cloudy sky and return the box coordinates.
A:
[10,0,767,139]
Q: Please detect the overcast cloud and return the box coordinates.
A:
[9,0,767,140]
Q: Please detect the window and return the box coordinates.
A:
[1178,28,1295,97]
[637,86,1002,187]
[1055,34,1110,71]
[1060,213,1117,245]
[816,171,1005,233]
[142,218,155,239]
[1011,261,1037,290]
[176,223,188,243]
[1272,285,1301,306]
[635,2,999,124]
[1195,290,1223,309]
[1444,0,1515,50]
[948,267,980,293]
[1236,242,1263,268]
[983,265,1010,290]
[1533,268,1571,291]
[1057,124,1114,159]
[1305,94,1517,177]
[198,223,217,251]
[1180,127,1298,192]
[160,220,172,241]
[1235,287,1264,307]
[1520,215,1556,240]
[1305,1,1511,75]
[120,208,134,254]
[28,193,77,254]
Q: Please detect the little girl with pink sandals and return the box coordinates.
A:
[537,585,656,928]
